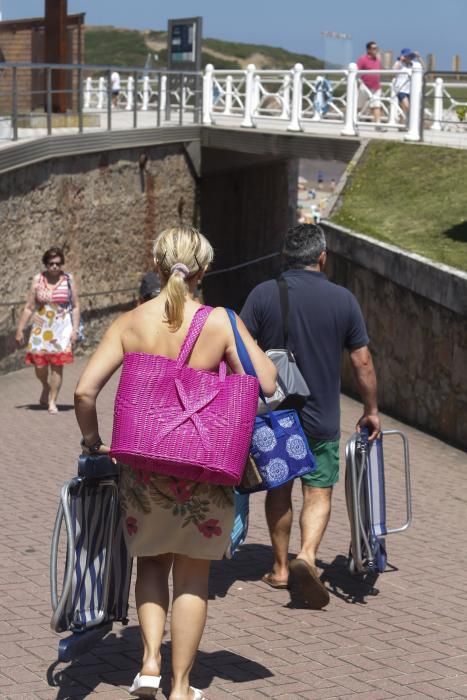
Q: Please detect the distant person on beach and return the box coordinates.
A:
[357,41,385,130]
[111,70,121,107]
[393,48,424,118]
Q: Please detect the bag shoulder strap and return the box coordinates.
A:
[177,306,213,366]
[225,309,256,377]
[277,277,289,347]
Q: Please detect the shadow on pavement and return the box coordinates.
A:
[317,554,382,604]
[48,625,273,698]
[15,403,75,411]
[209,543,276,598]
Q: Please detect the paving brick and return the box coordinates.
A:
[0,359,466,698]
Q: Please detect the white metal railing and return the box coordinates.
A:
[204,61,431,141]
[1,60,466,144]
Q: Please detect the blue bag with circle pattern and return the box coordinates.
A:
[226,310,316,494]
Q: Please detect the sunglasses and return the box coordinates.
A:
[46,260,62,268]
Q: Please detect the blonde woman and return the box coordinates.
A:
[74,227,276,700]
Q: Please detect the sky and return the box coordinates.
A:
[2,0,464,70]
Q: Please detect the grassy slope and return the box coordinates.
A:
[332,141,467,272]
[85,27,323,70]
[85,29,148,66]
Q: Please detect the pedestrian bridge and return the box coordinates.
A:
[0,61,466,170]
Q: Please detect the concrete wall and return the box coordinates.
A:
[0,143,197,372]
[323,222,467,449]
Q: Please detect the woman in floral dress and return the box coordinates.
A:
[15,247,80,414]
[74,227,276,700]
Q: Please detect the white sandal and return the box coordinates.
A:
[129,673,161,697]
[190,688,207,700]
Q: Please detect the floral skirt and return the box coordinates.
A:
[119,466,235,560]
[26,302,73,367]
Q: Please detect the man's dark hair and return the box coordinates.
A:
[42,246,65,266]
[282,224,326,268]
[366,41,377,51]
[139,271,161,302]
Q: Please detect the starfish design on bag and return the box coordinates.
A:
[153,379,220,451]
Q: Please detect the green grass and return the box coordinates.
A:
[204,38,324,69]
[332,141,467,271]
[85,29,149,67]
[85,27,323,71]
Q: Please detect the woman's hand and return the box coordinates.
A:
[71,330,79,347]
[15,329,25,347]
[81,442,111,456]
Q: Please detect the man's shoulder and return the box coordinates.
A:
[248,279,278,300]
[318,277,356,303]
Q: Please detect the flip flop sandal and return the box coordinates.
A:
[128,673,161,698]
[190,688,207,700]
[261,572,288,589]
[288,558,330,609]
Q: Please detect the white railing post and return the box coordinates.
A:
[126,76,134,111]
[253,74,261,115]
[84,77,92,109]
[97,76,105,110]
[203,63,214,125]
[142,75,150,111]
[388,82,399,127]
[405,62,423,141]
[431,77,443,131]
[287,63,303,132]
[160,75,167,114]
[341,62,358,136]
[223,75,233,115]
[280,74,291,119]
[241,64,256,128]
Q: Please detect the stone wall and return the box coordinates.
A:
[323,222,467,449]
[0,143,197,372]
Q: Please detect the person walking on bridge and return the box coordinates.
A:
[241,224,380,609]
[357,41,385,130]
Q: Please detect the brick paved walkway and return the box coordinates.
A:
[1,359,466,699]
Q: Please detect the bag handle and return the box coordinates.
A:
[177,306,212,366]
[277,277,289,347]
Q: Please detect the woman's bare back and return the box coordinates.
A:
[119,298,232,373]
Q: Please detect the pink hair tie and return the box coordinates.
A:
[170,263,190,279]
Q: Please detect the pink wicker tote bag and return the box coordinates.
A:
[110,306,259,485]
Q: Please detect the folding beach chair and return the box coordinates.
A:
[345,428,412,575]
[50,454,132,662]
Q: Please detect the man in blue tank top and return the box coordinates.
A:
[241,224,380,608]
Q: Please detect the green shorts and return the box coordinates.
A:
[301,437,340,488]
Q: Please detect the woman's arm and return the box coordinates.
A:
[224,312,277,396]
[15,276,38,346]
[74,317,125,451]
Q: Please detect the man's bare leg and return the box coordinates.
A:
[296,484,333,567]
[264,481,294,584]
[372,106,381,124]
